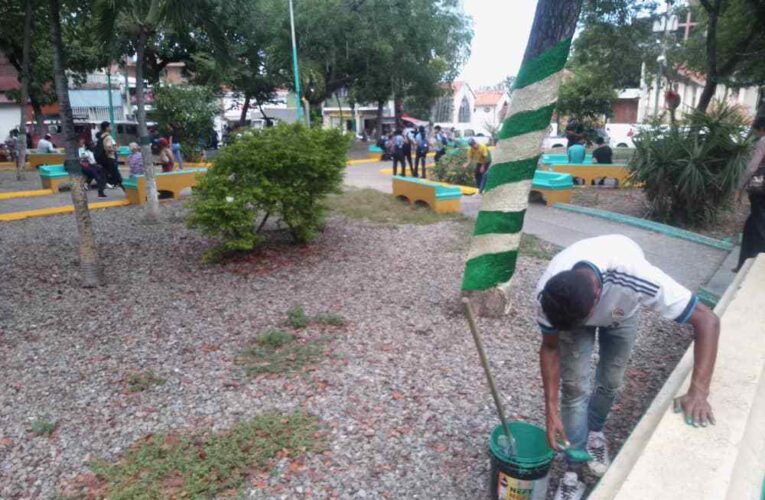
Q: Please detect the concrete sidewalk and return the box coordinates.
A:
[345,161,729,292]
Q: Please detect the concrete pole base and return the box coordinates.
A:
[462,285,511,318]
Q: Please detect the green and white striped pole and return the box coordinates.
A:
[462,0,583,316]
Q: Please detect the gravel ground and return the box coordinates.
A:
[0,201,692,499]
[0,170,44,193]
[571,187,749,241]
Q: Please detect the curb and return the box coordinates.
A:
[0,199,131,222]
[552,203,734,251]
[0,189,55,200]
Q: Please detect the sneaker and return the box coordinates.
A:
[586,431,610,477]
[554,471,585,500]
[106,183,115,189]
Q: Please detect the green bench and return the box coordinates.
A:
[39,164,71,192]
[531,170,574,206]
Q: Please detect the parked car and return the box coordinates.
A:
[604,123,636,148]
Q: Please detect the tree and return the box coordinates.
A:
[95,0,222,223]
[462,0,584,316]
[16,0,33,181]
[152,84,218,158]
[48,0,101,287]
[556,68,619,121]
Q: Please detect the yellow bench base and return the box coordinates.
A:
[126,170,205,205]
[542,164,630,186]
[392,177,461,213]
[531,188,572,207]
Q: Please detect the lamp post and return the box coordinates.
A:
[106,66,116,136]
[289,0,303,124]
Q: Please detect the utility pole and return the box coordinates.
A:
[106,66,116,136]
[289,0,304,124]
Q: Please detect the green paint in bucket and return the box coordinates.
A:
[489,422,555,500]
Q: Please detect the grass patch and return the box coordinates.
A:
[236,330,326,376]
[30,419,57,437]
[314,312,346,326]
[326,188,467,225]
[88,412,321,499]
[126,371,167,393]
[519,234,560,260]
[286,306,309,329]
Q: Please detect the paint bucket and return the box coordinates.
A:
[489,422,555,500]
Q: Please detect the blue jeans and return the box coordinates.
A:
[558,317,638,461]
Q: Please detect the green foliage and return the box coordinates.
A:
[152,84,217,159]
[314,312,346,327]
[432,147,475,187]
[30,418,57,437]
[286,306,309,329]
[629,103,753,227]
[237,330,327,376]
[556,69,619,121]
[126,371,166,393]
[187,124,350,260]
[88,412,322,498]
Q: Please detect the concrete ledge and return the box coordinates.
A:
[590,255,765,500]
[0,200,131,221]
[553,203,734,251]
[0,189,55,200]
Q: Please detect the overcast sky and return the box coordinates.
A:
[458,0,539,88]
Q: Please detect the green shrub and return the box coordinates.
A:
[258,329,295,347]
[314,312,346,326]
[287,306,309,329]
[629,104,753,227]
[188,124,350,260]
[31,419,57,437]
[152,85,218,155]
[431,147,475,187]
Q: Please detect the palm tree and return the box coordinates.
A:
[48,0,101,287]
[461,0,584,316]
[94,0,220,223]
[15,0,32,181]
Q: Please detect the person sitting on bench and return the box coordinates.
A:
[592,136,613,164]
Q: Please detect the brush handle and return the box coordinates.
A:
[463,298,514,442]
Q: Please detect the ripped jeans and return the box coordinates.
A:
[558,316,638,460]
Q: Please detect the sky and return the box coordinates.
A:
[457,0,539,89]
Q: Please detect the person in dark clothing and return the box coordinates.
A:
[565,119,584,149]
[414,125,429,178]
[592,137,613,164]
[390,130,407,177]
[402,127,414,174]
[736,116,765,270]
[78,138,107,197]
[433,125,447,163]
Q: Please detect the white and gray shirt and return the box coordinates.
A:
[535,235,698,334]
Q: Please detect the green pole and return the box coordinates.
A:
[107,67,116,137]
[288,0,303,123]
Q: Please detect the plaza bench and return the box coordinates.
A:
[39,164,70,192]
[531,170,574,206]
[540,153,630,186]
[123,168,207,205]
[368,145,384,160]
[28,152,65,170]
[392,175,462,213]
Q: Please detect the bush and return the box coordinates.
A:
[152,85,218,157]
[629,104,753,227]
[188,124,350,260]
[431,147,475,187]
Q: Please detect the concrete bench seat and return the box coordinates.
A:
[368,145,384,160]
[531,170,574,206]
[123,168,207,205]
[540,154,630,186]
[392,175,462,213]
[28,152,65,170]
[39,164,70,192]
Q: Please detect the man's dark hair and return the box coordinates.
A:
[435,125,441,130]
[100,121,110,132]
[541,270,597,331]
[753,116,765,132]
[596,136,605,145]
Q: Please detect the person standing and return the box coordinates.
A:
[565,118,584,149]
[567,138,586,164]
[464,138,491,193]
[536,235,720,500]
[735,116,765,270]
[414,125,429,178]
[402,126,414,175]
[390,130,406,177]
[96,121,123,189]
[433,125,448,163]
[154,138,175,172]
[170,137,184,169]
[591,136,613,164]
[127,142,144,177]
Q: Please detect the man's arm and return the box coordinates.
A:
[540,333,568,449]
[674,302,720,426]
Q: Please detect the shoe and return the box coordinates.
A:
[98,191,107,198]
[586,431,610,477]
[553,471,585,500]
[106,183,115,189]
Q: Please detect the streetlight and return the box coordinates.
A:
[107,66,116,136]
[289,0,304,124]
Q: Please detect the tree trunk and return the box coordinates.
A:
[697,1,720,113]
[48,0,100,287]
[336,93,344,130]
[375,101,384,140]
[394,95,403,127]
[239,95,250,128]
[32,100,44,137]
[462,0,584,316]
[16,0,33,181]
[135,29,161,222]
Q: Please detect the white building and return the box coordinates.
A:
[431,81,476,135]
[472,89,510,137]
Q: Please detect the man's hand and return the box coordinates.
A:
[674,390,715,427]
[546,410,569,450]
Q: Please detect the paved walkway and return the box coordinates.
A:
[345,161,730,292]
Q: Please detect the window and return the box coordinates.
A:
[458,97,471,123]
[432,97,453,123]
[484,107,491,113]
